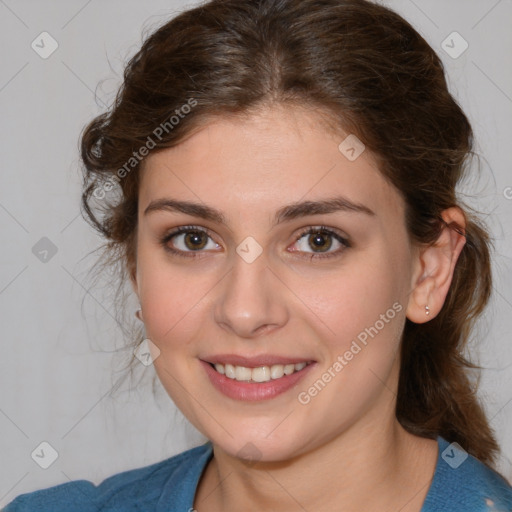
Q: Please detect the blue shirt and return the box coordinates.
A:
[3,436,512,511]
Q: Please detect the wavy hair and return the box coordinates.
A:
[80,0,499,465]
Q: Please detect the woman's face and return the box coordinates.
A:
[132,105,419,461]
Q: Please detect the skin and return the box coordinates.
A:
[130,104,466,512]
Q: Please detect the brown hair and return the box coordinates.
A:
[80,0,499,465]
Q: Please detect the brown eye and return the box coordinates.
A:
[290,226,350,260]
[183,231,208,250]
[160,226,220,257]
[307,231,333,252]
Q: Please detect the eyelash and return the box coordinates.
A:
[294,226,351,260]
[159,225,351,260]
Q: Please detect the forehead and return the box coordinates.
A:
[139,106,404,223]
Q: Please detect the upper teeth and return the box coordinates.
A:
[213,362,309,382]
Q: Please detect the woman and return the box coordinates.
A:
[5,0,512,510]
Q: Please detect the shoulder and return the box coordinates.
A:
[2,442,213,512]
[422,436,512,512]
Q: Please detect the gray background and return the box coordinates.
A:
[1,0,511,505]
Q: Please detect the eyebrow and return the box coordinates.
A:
[143,196,376,226]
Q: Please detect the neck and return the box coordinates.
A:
[194,405,438,512]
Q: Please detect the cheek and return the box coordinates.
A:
[298,274,405,420]
[301,253,404,351]
[136,247,214,346]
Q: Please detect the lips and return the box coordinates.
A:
[200,355,317,401]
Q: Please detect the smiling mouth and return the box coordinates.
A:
[209,361,314,383]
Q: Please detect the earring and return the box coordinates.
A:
[425,305,430,316]
[135,308,143,322]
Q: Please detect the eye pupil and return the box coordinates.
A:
[185,231,207,250]
[309,232,332,252]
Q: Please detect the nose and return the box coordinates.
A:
[213,249,289,339]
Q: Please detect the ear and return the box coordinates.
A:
[406,207,467,324]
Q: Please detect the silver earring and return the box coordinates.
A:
[425,305,430,316]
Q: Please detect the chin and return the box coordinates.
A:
[206,422,312,463]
